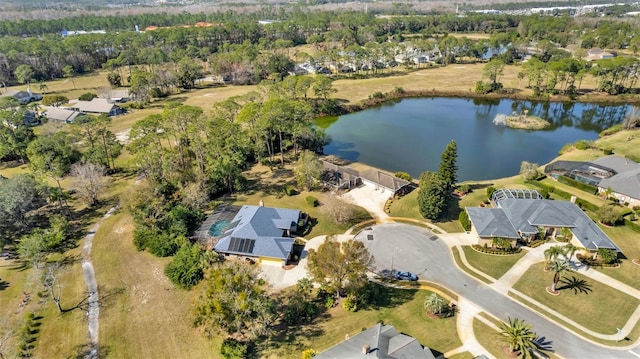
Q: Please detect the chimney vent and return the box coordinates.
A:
[362,345,371,354]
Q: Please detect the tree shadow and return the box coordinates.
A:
[366,284,417,310]
[557,276,592,295]
[0,278,9,290]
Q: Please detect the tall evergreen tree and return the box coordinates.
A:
[438,140,458,192]
[417,171,446,220]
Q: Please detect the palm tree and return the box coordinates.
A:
[424,293,447,315]
[550,260,572,293]
[499,317,538,358]
[544,245,565,269]
[563,243,579,262]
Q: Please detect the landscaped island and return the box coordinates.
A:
[493,113,550,130]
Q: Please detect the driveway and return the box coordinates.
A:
[355,223,640,359]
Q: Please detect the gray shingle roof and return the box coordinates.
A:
[466,207,520,238]
[315,323,435,359]
[213,205,300,260]
[73,98,118,114]
[592,155,639,174]
[45,107,82,123]
[594,156,640,200]
[471,198,620,251]
[360,169,410,192]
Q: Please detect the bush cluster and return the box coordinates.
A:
[473,244,521,255]
[305,195,319,207]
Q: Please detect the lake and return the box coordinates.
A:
[318,97,632,181]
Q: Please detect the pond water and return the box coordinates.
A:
[318,97,632,181]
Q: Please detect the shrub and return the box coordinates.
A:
[574,139,595,150]
[393,86,406,94]
[342,296,358,312]
[602,148,614,155]
[599,124,623,137]
[486,186,496,200]
[302,349,318,359]
[305,195,319,207]
[597,205,624,226]
[472,244,521,255]
[394,171,412,181]
[220,338,248,359]
[458,183,470,194]
[369,91,385,99]
[164,243,204,289]
[283,185,297,196]
[78,92,98,101]
[459,211,471,231]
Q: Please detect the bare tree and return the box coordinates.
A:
[70,162,106,206]
[0,316,15,359]
[42,262,64,313]
[623,106,639,130]
[323,196,357,226]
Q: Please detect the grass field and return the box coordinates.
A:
[513,262,640,334]
[92,211,220,358]
[461,246,526,280]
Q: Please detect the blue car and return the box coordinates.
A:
[395,271,418,281]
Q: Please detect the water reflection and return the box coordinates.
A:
[318,97,631,181]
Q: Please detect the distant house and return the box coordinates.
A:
[99,89,129,103]
[315,323,436,359]
[72,98,124,116]
[213,205,305,264]
[545,156,640,207]
[320,160,413,196]
[0,89,42,105]
[593,156,640,207]
[45,107,83,123]
[466,189,620,252]
[585,48,615,61]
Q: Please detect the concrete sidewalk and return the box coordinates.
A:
[445,297,497,359]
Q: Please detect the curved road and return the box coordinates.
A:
[355,223,639,359]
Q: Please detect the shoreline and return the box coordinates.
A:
[338,88,640,115]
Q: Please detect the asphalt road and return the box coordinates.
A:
[355,223,639,359]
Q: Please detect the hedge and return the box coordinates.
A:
[625,219,640,233]
[472,244,522,255]
[524,180,571,200]
[528,239,548,248]
[575,198,599,212]
[557,175,598,194]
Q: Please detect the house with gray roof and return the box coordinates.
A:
[1,88,42,104]
[466,189,620,252]
[213,205,303,264]
[72,98,124,116]
[315,323,436,359]
[593,156,640,207]
[45,107,83,123]
[359,169,413,196]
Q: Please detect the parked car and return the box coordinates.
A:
[395,271,418,281]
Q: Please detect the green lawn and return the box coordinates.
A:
[595,261,640,291]
[261,287,462,358]
[473,318,561,359]
[451,247,493,284]
[473,319,514,359]
[513,262,640,334]
[461,246,527,280]
[447,352,476,359]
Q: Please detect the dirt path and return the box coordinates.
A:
[82,205,118,358]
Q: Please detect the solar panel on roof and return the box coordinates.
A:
[228,237,256,254]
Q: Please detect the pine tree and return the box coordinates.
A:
[439,140,458,192]
[418,171,446,220]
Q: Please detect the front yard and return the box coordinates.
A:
[461,246,527,280]
[512,262,639,335]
